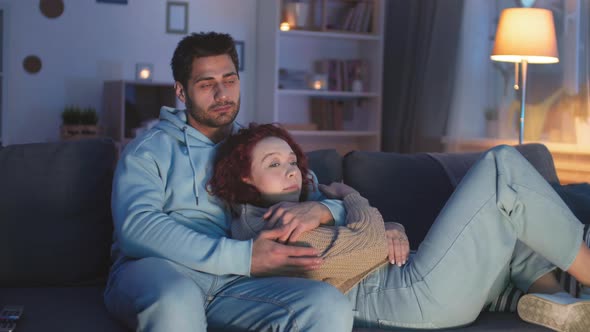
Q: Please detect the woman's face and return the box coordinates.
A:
[243,136,302,205]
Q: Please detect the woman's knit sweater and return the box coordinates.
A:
[232,193,389,293]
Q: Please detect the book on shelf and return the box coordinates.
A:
[330,0,373,33]
[314,58,369,92]
[309,98,345,130]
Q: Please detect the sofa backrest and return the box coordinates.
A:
[343,150,455,249]
[306,149,343,184]
[342,143,559,249]
[0,138,116,287]
[428,143,560,187]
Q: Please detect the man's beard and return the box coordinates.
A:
[185,94,240,128]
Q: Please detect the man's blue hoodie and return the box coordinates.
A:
[110,107,346,276]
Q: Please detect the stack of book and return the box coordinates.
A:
[278,68,308,89]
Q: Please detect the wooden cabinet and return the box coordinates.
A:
[102,80,178,150]
[255,0,385,154]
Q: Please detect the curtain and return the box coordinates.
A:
[381,0,464,153]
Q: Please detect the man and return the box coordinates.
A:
[104,32,354,331]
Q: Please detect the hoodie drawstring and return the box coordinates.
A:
[182,127,199,206]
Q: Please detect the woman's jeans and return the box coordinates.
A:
[347,145,584,329]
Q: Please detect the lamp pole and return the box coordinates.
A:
[519,59,528,145]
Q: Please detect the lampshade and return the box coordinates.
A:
[491,8,559,64]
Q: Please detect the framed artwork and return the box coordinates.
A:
[235,40,244,71]
[166,2,188,34]
[96,0,128,4]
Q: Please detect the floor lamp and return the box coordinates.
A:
[490,8,559,144]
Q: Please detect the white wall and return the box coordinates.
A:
[0,0,257,145]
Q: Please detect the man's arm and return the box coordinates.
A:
[112,151,252,276]
[261,171,349,243]
[306,171,347,227]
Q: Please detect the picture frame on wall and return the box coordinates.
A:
[235,40,244,71]
[166,2,188,34]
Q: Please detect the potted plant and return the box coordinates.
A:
[60,106,99,140]
[80,107,99,137]
[60,105,82,140]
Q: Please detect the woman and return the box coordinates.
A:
[209,123,590,331]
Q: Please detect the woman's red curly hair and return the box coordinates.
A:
[208,123,313,207]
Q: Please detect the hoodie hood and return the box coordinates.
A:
[157,106,213,146]
[154,106,242,205]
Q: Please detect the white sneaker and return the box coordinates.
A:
[517,293,590,332]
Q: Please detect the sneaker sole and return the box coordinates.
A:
[517,294,590,332]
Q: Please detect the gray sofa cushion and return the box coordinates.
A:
[306,149,343,184]
[354,312,551,331]
[343,151,454,248]
[341,143,562,251]
[0,285,550,332]
[0,138,116,286]
[0,288,550,332]
[0,287,126,332]
[554,183,590,224]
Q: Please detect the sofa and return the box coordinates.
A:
[1,137,589,331]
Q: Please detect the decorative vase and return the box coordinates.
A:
[285,2,310,28]
[351,79,363,92]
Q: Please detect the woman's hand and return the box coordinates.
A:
[384,222,410,267]
[318,182,358,200]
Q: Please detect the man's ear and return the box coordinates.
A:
[175,82,186,104]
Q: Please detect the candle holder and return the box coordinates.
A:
[309,74,328,91]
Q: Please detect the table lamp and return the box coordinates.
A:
[490,8,559,144]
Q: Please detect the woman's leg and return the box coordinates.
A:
[568,244,590,285]
[527,271,564,294]
[511,240,559,294]
[351,145,585,329]
[517,243,590,332]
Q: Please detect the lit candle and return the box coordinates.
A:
[310,74,327,90]
[280,22,291,31]
[139,69,151,80]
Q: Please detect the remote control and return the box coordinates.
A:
[0,305,23,321]
[0,320,15,332]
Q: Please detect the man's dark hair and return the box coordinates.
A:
[171,32,239,88]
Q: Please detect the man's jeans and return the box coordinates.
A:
[104,258,353,332]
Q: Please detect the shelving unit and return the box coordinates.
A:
[255,0,385,154]
[102,80,178,150]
